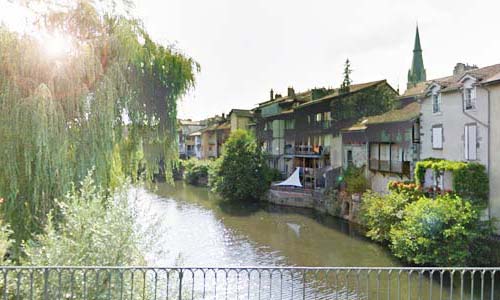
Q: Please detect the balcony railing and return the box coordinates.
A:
[370,160,411,176]
[0,266,496,299]
[285,145,327,156]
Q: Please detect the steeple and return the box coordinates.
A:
[407,26,426,88]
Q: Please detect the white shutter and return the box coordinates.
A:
[464,126,469,160]
[432,127,443,149]
[468,124,477,160]
[471,87,477,109]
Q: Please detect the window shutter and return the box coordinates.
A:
[432,127,443,149]
[438,94,442,112]
[468,124,477,160]
[472,87,477,108]
[464,126,469,160]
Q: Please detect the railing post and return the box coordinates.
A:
[178,269,183,300]
[43,268,49,300]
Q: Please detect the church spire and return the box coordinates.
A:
[407,25,426,88]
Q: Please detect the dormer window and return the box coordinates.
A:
[432,92,441,113]
[463,86,476,111]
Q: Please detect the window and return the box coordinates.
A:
[285,119,295,130]
[316,113,322,123]
[432,126,443,149]
[379,144,390,171]
[432,92,441,113]
[347,150,353,166]
[463,87,476,110]
[464,124,477,160]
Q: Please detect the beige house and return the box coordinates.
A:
[483,72,500,230]
[227,109,254,132]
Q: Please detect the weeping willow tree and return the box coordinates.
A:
[0,0,199,243]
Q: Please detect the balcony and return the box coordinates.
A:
[284,145,327,157]
[369,159,411,177]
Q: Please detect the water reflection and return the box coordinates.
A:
[130,181,496,299]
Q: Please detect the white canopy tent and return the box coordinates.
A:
[273,167,302,188]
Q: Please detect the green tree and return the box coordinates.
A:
[0,0,198,242]
[211,130,269,202]
[339,58,352,94]
[389,194,490,266]
[360,190,411,243]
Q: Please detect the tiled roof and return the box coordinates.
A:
[483,71,500,85]
[296,80,389,109]
[342,102,420,132]
[402,81,428,97]
[432,64,500,92]
[228,109,254,118]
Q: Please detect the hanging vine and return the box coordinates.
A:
[0,0,199,243]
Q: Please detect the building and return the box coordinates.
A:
[227,109,254,132]
[477,72,500,229]
[407,26,427,89]
[341,101,421,193]
[177,119,205,159]
[419,63,500,167]
[254,81,398,189]
[200,116,230,159]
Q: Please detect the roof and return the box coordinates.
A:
[431,64,500,93]
[215,122,230,130]
[483,71,500,85]
[228,109,254,118]
[296,80,390,109]
[343,102,420,132]
[402,81,427,97]
[178,119,202,126]
[189,131,202,137]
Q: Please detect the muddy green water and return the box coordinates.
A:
[131,181,495,299]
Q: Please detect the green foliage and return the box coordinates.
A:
[387,181,423,202]
[0,0,198,242]
[21,172,147,298]
[211,130,269,202]
[339,58,352,94]
[265,167,283,182]
[332,83,397,122]
[360,191,411,243]
[183,158,213,186]
[389,194,490,266]
[414,159,488,205]
[344,166,369,194]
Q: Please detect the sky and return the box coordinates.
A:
[2,0,500,120]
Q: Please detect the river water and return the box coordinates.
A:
[129,181,495,300]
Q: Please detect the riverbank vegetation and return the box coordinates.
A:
[210,130,271,202]
[182,158,214,186]
[0,0,197,261]
[360,159,495,266]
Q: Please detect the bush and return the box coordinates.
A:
[21,172,147,298]
[183,158,212,186]
[344,166,369,194]
[389,194,489,266]
[210,130,269,202]
[360,191,411,243]
[387,181,424,202]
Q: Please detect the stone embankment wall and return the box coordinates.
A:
[266,188,362,223]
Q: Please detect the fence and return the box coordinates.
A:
[0,267,498,300]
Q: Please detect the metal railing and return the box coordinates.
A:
[0,266,498,300]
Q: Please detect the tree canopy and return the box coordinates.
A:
[0,0,199,242]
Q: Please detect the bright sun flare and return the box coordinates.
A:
[43,33,73,58]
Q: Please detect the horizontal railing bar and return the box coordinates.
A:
[0,266,498,271]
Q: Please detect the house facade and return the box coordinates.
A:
[254,81,398,189]
[483,72,500,229]
[178,119,205,159]
[420,64,500,166]
[341,101,421,193]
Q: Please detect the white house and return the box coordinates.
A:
[420,63,500,166]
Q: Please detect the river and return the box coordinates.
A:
[129,181,495,299]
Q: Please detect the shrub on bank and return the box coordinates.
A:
[183,158,213,186]
[21,172,147,298]
[210,130,269,202]
[360,190,411,243]
[344,166,369,194]
[389,194,490,266]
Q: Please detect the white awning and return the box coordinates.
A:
[273,167,302,187]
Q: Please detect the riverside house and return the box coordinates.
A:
[178,119,205,159]
[483,72,500,232]
[254,80,398,189]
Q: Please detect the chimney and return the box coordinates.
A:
[453,63,478,76]
[270,89,274,100]
[221,113,225,119]
[287,87,295,97]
